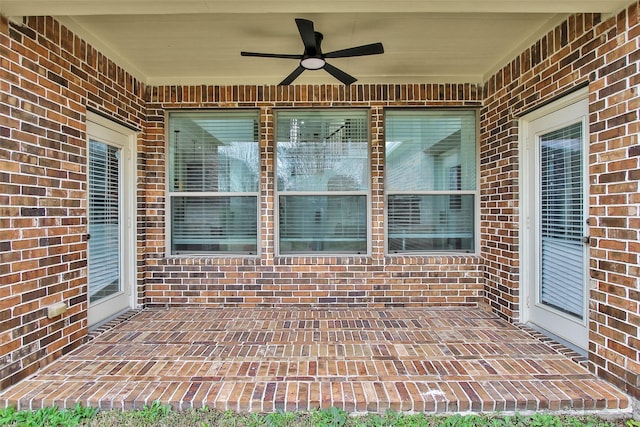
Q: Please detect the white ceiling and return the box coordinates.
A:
[1,1,631,86]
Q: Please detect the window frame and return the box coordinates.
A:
[274,108,372,257]
[384,108,480,255]
[165,109,261,257]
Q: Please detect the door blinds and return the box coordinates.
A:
[88,140,121,302]
[539,122,584,318]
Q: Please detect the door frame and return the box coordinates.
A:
[86,112,137,327]
[519,87,590,352]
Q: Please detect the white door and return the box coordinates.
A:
[87,114,135,326]
[521,90,589,352]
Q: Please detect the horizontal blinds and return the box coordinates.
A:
[540,238,584,317]
[276,110,369,254]
[279,195,367,254]
[540,123,583,240]
[88,140,120,302]
[169,111,259,193]
[171,196,257,254]
[168,111,259,255]
[276,110,369,192]
[385,110,476,191]
[539,122,584,318]
[388,194,474,252]
[385,110,476,253]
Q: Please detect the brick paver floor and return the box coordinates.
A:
[0,307,631,414]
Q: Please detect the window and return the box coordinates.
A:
[276,110,369,254]
[168,111,259,255]
[385,110,476,253]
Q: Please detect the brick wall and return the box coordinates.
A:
[589,2,640,401]
[144,85,486,308]
[482,3,640,399]
[0,15,147,390]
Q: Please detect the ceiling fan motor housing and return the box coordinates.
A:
[301,32,326,69]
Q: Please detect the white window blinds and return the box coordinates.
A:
[539,122,584,318]
[88,140,121,302]
[385,110,477,253]
[168,111,259,255]
[276,110,369,254]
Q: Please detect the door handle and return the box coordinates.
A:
[582,236,591,244]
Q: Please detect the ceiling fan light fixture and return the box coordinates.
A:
[300,57,325,70]
[241,18,383,85]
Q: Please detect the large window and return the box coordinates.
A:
[168,111,259,255]
[385,110,476,253]
[276,110,369,254]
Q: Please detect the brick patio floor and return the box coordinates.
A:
[0,307,632,414]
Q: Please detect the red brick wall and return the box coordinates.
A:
[0,16,147,390]
[482,3,640,399]
[144,85,485,308]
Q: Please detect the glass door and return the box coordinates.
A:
[87,115,134,326]
[522,92,589,352]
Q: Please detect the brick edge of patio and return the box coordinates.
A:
[2,378,632,416]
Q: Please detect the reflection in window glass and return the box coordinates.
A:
[388,195,474,252]
[276,110,369,254]
[171,196,257,254]
[385,110,476,253]
[168,111,259,255]
[279,195,367,254]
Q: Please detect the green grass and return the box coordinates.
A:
[0,403,635,427]
[0,403,97,427]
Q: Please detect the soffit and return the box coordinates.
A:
[1,0,631,85]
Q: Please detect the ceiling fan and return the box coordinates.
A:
[241,18,384,86]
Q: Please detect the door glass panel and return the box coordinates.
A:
[539,122,584,318]
[88,140,121,303]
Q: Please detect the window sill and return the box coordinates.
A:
[162,254,260,266]
[384,253,482,264]
[274,254,372,266]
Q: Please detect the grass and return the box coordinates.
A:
[0,403,636,427]
[0,403,97,427]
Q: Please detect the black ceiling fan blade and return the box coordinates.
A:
[323,63,357,85]
[295,18,317,51]
[325,42,384,59]
[279,65,306,85]
[241,52,302,59]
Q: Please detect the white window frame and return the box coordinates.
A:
[165,110,260,257]
[384,108,480,255]
[274,109,372,256]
